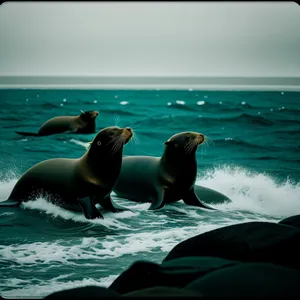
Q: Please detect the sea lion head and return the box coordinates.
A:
[88,126,133,156]
[164,131,205,155]
[79,110,99,122]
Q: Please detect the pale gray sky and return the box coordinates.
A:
[0,1,299,77]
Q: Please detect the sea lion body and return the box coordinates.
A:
[15,111,99,136]
[113,132,216,210]
[2,126,133,219]
[7,158,91,211]
[115,156,197,205]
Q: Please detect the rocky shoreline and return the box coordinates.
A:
[45,214,300,298]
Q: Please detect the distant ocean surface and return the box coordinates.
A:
[0,89,299,297]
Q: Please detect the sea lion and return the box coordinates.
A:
[113,131,216,210]
[0,126,133,220]
[15,110,99,136]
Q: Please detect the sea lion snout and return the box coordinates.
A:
[122,127,134,142]
[187,132,205,145]
[80,110,99,119]
[91,111,99,118]
[196,133,205,145]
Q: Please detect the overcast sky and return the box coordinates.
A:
[0,1,299,77]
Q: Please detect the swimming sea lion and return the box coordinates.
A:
[15,110,99,136]
[113,131,215,210]
[0,126,133,220]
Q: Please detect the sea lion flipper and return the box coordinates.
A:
[97,195,132,213]
[77,196,104,220]
[148,189,165,210]
[183,189,216,210]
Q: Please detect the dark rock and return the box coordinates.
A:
[186,262,300,297]
[109,261,160,294]
[123,286,201,297]
[163,221,300,271]
[44,286,121,299]
[279,214,300,228]
[109,256,238,294]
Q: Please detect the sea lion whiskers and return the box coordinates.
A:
[110,128,132,155]
[132,134,139,145]
[114,113,120,127]
[203,135,215,147]
[111,137,124,155]
[184,139,197,154]
[184,133,204,155]
[128,128,139,145]
[107,135,121,146]
[199,135,213,156]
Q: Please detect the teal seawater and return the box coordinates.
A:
[0,89,299,297]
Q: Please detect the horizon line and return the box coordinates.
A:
[0,75,299,91]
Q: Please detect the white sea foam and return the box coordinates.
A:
[22,198,137,229]
[196,166,300,219]
[0,275,118,298]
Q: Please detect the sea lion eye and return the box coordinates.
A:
[97,141,101,146]
[174,144,178,147]
[109,131,115,136]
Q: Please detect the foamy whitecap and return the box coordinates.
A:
[176,100,185,105]
[196,166,300,218]
[197,101,205,105]
[120,101,128,105]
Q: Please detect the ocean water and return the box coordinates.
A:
[0,89,299,298]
